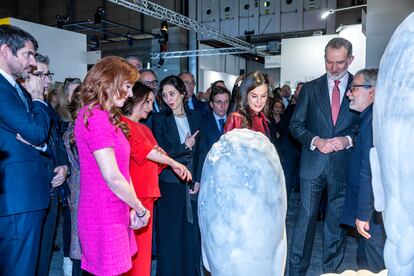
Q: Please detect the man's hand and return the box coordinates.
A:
[25,74,45,101]
[189,181,200,195]
[355,218,371,239]
[327,137,350,151]
[51,165,69,188]
[314,137,335,154]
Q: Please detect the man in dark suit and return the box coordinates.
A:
[138,69,164,128]
[279,82,303,199]
[31,53,69,276]
[289,37,359,275]
[341,69,385,272]
[179,70,209,115]
[0,25,52,276]
[196,86,230,186]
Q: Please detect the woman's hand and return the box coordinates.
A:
[130,208,151,230]
[171,161,192,182]
[184,130,199,150]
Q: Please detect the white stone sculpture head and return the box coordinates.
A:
[198,129,287,276]
[370,12,414,275]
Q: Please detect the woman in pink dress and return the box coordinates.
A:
[74,56,150,275]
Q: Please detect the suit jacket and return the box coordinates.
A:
[0,74,52,216]
[196,112,223,181]
[152,108,201,183]
[342,104,377,227]
[41,105,70,197]
[289,73,358,180]
[278,103,301,155]
[187,95,209,116]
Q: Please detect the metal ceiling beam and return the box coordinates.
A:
[151,47,251,59]
[107,0,268,57]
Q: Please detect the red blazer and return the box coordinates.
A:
[224,111,270,137]
[122,116,165,198]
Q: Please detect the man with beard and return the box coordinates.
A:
[289,37,359,275]
[0,25,52,275]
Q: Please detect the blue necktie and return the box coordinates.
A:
[219,118,225,134]
[14,83,29,112]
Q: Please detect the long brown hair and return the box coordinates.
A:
[79,56,139,135]
[237,71,270,128]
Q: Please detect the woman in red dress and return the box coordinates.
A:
[224,71,275,141]
[121,82,192,276]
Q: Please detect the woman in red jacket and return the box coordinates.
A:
[121,82,192,276]
[224,71,272,139]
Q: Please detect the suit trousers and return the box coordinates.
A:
[156,181,201,276]
[36,195,60,276]
[289,169,347,275]
[0,210,44,276]
[357,218,386,273]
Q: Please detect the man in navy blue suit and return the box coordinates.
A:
[0,25,52,275]
[341,69,385,272]
[289,38,359,275]
[179,70,209,115]
[195,86,230,190]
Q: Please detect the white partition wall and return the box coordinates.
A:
[0,17,87,82]
[281,24,366,86]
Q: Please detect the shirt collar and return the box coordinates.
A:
[327,72,349,91]
[213,111,226,121]
[0,68,17,87]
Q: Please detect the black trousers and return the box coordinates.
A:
[289,170,347,275]
[36,195,60,276]
[0,210,44,276]
[156,180,201,276]
[357,216,386,273]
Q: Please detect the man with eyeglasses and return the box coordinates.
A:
[0,25,53,276]
[139,69,164,112]
[289,37,359,275]
[179,70,208,115]
[195,86,231,193]
[29,53,70,276]
[341,68,385,272]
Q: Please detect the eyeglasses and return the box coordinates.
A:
[350,84,372,92]
[183,81,196,86]
[32,72,54,80]
[143,80,159,87]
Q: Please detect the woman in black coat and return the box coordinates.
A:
[151,75,202,276]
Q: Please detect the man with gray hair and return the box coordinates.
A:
[341,68,385,272]
[126,55,143,71]
[289,37,359,275]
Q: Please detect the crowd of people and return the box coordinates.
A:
[0,24,385,276]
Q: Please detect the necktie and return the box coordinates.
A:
[219,118,225,134]
[331,80,340,125]
[14,83,29,112]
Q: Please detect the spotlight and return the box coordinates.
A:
[94,7,105,24]
[161,21,168,32]
[157,57,165,68]
[56,15,69,28]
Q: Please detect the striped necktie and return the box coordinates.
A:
[331,80,340,125]
[14,83,29,112]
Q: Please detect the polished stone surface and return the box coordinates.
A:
[198,129,287,276]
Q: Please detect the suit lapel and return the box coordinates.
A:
[336,73,353,127]
[317,75,334,127]
[208,113,221,137]
[166,112,182,144]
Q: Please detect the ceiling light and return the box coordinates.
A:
[321,4,367,20]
